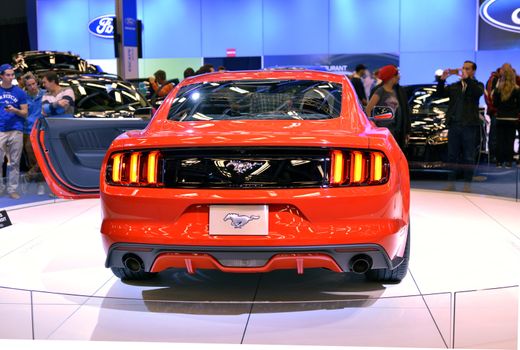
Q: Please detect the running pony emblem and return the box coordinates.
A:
[223,213,260,229]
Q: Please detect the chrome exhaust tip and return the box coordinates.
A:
[349,254,373,274]
[123,254,144,272]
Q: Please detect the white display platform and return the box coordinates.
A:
[0,190,518,348]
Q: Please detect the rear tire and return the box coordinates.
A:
[110,267,157,281]
[366,226,410,283]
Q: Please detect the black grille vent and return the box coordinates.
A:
[160,148,329,189]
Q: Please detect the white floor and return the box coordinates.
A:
[0,189,518,348]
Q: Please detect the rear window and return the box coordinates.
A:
[22,54,91,72]
[167,80,342,121]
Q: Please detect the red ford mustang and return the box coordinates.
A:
[33,70,410,283]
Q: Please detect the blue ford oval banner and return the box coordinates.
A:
[479,0,520,49]
[88,14,115,39]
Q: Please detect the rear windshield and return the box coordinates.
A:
[167,80,342,121]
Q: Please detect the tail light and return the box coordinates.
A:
[106,150,163,187]
[330,150,344,185]
[329,149,389,186]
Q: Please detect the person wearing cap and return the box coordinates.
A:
[350,64,368,106]
[437,61,484,192]
[0,63,28,199]
[365,65,410,150]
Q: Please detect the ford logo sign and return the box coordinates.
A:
[480,0,520,33]
[88,15,115,38]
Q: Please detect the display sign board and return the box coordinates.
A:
[226,48,236,57]
[122,5,137,47]
[116,0,138,79]
[263,54,399,75]
[479,0,520,50]
[0,210,12,229]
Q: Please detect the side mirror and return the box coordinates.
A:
[134,106,153,119]
[371,106,395,121]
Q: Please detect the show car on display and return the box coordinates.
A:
[11,50,151,119]
[58,73,152,118]
[28,73,152,198]
[12,50,101,76]
[404,84,450,170]
[32,70,411,284]
[404,84,487,171]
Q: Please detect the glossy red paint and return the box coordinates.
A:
[101,70,409,274]
[100,183,408,257]
[38,69,410,275]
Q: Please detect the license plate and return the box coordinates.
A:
[209,205,268,236]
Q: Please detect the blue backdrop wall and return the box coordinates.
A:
[36,0,520,84]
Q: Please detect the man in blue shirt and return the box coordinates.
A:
[0,64,28,199]
[22,73,46,195]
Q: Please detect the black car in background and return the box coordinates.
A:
[58,73,152,118]
[12,51,153,117]
[12,50,101,76]
[26,73,153,192]
[403,84,487,171]
[404,84,449,169]
[13,50,178,111]
[11,52,152,183]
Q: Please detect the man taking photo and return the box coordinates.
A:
[437,61,484,192]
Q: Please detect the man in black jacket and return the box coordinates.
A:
[437,60,484,191]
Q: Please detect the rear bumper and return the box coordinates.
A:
[101,185,408,237]
[106,242,407,274]
[100,156,410,273]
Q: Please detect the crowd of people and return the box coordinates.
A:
[0,62,227,200]
[0,59,518,200]
[148,64,225,97]
[0,64,77,199]
[349,61,520,192]
[485,64,520,169]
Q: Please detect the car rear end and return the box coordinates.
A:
[99,71,410,279]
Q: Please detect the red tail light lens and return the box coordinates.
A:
[129,152,140,183]
[329,150,389,186]
[107,150,163,187]
[111,153,123,183]
[330,150,345,185]
[350,151,365,184]
[370,152,384,182]
[146,151,160,184]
